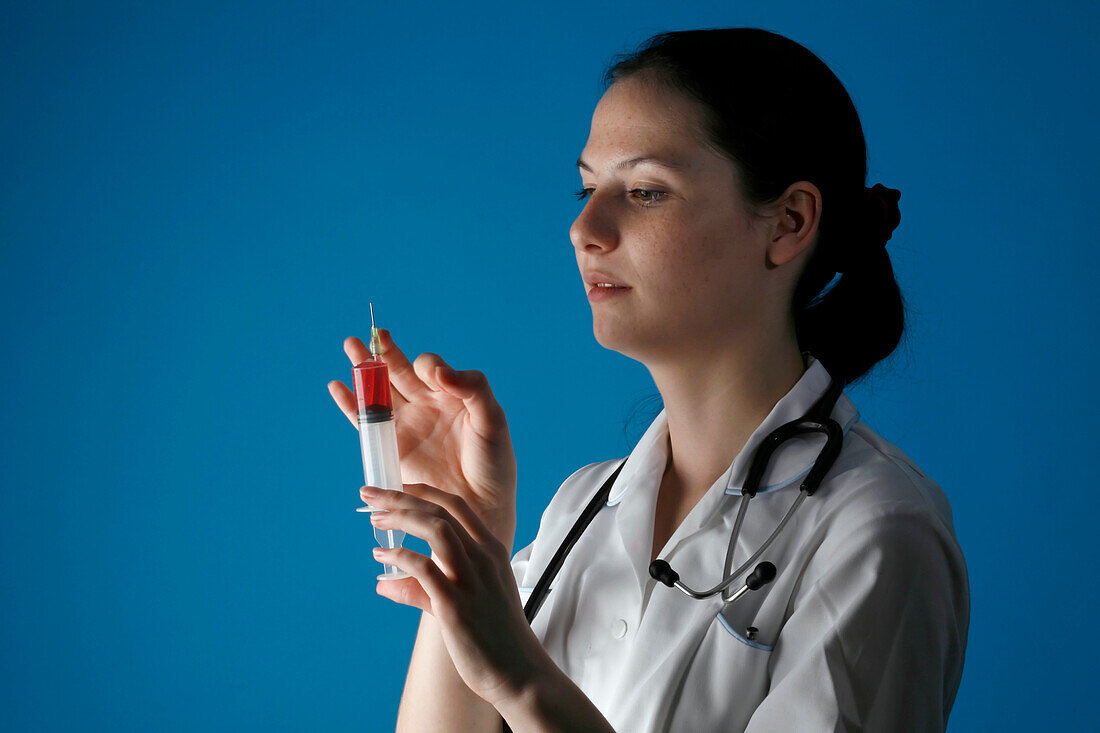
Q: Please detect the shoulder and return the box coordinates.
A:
[760,424,972,732]
[540,457,623,519]
[796,418,969,591]
[509,457,623,586]
[814,419,959,534]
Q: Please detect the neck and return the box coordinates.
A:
[647,332,808,496]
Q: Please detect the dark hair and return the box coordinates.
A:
[602,28,908,390]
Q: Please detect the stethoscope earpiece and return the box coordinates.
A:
[746,561,776,590]
[653,558,778,604]
[649,559,679,587]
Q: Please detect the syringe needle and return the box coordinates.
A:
[368,301,382,359]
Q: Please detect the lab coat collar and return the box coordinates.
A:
[606,352,860,507]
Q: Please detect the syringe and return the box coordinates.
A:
[352,303,409,581]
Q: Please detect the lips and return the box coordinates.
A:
[585,280,632,302]
[583,270,630,289]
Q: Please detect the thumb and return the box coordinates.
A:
[435,365,506,436]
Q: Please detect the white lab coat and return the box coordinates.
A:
[510,355,970,732]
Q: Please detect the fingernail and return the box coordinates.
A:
[372,547,384,557]
[361,486,380,498]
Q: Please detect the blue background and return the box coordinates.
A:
[2,1,1096,730]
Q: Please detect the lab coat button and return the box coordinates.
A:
[611,618,628,639]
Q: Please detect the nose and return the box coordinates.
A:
[569,192,620,255]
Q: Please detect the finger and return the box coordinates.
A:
[327,380,359,429]
[373,547,453,613]
[411,352,452,393]
[343,334,371,364]
[373,574,432,614]
[366,484,505,572]
[398,483,504,553]
[345,331,425,404]
[370,503,475,582]
[433,366,509,441]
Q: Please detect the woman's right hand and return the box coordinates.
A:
[327,330,518,548]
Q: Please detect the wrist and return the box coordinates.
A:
[486,513,517,554]
[494,644,554,721]
[494,649,615,733]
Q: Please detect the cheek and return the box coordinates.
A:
[645,221,750,300]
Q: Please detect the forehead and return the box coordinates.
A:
[581,77,709,165]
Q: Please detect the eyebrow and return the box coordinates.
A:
[575,154,690,172]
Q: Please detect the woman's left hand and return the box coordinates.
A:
[361,482,548,708]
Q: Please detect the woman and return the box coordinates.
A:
[328,28,969,732]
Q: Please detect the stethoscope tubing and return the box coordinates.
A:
[521,458,627,624]
[681,490,806,600]
[521,376,844,619]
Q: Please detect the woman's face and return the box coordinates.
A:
[571,76,784,364]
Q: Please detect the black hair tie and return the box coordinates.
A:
[834,183,901,275]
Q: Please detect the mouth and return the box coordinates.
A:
[587,282,632,301]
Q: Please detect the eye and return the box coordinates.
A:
[572,187,668,205]
[630,188,667,205]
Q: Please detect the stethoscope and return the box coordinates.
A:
[521,374,846,624]
[502,375,845,733]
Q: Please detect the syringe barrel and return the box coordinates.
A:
[358,416,403,491]
[352,358,402,490]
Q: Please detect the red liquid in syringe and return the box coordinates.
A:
[352,357,393,422]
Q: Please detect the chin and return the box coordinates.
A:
[591,317,660,362]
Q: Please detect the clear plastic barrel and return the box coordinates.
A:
[358,410,408,580]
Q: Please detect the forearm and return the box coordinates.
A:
[495,653,616,733]
[394,522,517,733]
[395,610,501,732]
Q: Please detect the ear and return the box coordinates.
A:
[764,181,821,268]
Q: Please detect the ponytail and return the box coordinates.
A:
[794,184,905,386]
